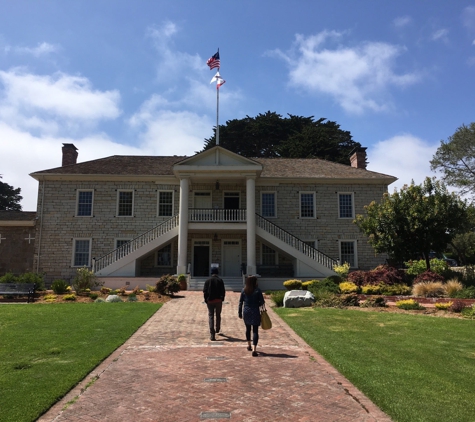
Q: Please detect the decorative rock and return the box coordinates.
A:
[105,294,122,303]
[283,290,315,308]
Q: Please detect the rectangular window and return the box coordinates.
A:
[76,190,93,217]
[300,192,315,218]
[262,244,277,266]
[303,240,318,249]
[261,192,276,217]
[339,193,354,218]
[73,239,91,267]
[340,240,357,268]
[158,191,173,217]
[157,244,172,266]
[117,190,134,217]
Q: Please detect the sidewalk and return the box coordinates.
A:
[38,291,392,422]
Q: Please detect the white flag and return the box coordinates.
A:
[210,71,226,89]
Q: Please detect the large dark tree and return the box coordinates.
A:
[202,111,361,164]
[0,176,22,211]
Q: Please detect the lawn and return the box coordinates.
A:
[275,307,475,422]
[0,302,162,422]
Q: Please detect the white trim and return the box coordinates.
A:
[76,189,94,217]
[116,189,134,217]
[157,190,174,217]
[72,238,92,267]
[261,191,277,218]
[338,239,358,268]
[299,191,316,219]
[338,192,354,219]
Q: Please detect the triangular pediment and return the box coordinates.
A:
[173,146,262,179]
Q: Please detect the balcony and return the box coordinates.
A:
[189,208,246,222]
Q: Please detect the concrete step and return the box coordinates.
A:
[188,278,243,292]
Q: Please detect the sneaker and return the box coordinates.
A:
[210,335,216,341]
[247,346,252,351]
[252,351,258,357]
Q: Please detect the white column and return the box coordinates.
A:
[246,176,257,275]
[177,178,189,275]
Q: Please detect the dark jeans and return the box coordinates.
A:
[207,301,223,336]
[245,324,259,346]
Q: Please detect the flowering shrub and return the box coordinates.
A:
[63,294,77,301]
[333,262,350,280]
[283,279,302,290]
[339,282,359,294]
[435,302,452,310]
[396,299,425,310]
[72,267,103,293]
[361,284,382,295]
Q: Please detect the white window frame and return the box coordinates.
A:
[223,191,241,208]
[76,189,94,217]
[303,240,318,249]
[339,239,358,268]
[157,190,174,217]
[261,191,277,218]
[72,238,92,267]
[299,191,316,219]
[156,243,173,267]
[261,243,278,266]
[338,192,354,219]
[116,189,134,217]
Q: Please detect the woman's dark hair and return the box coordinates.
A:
[244,276,258,295]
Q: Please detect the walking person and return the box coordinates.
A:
[238,275,265,356]
[203,267,226,341]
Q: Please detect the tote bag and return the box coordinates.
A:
[260,304,272,330]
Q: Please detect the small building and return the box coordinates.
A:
[29,143,396,290]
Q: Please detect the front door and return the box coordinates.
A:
[224,192,240,209]
[193,240,210,277]
[222,240,241,277]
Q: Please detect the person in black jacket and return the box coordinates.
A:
[238,275,265,356]
[203,267,226,341]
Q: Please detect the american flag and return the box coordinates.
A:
[207,51,220,70]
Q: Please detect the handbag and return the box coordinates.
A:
[260,304,272,330]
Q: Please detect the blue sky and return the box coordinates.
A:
[1,1,475,210]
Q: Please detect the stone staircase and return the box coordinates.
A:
[188,277,244,292]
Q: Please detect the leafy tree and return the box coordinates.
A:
[0,176,22,211]
[354,177,470,270]
[430,122,475,198]
[202,111,362,164]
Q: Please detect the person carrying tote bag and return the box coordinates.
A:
[238,275,265,357]
[260,303,272,330]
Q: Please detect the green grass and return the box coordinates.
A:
[275,307,475,422]
[0,302,161,422]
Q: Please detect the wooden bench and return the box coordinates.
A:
[0,283,36,303]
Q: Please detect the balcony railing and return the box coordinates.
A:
[189,208,246,222]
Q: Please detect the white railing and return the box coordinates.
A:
[93,215,179,273]
[189,208,246,222]
[256,214,337,270]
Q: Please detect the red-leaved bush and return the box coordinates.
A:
[348,265,406,286]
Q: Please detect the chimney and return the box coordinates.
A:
[349,146,367,170]
[62,143,78,166]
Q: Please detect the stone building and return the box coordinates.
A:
[29,143,396,289]
[0,210,37,275]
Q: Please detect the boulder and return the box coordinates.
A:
[105,294,122,303]
[283,290,315,308]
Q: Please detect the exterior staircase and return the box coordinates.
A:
[188,277,244,292]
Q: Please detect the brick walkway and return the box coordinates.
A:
[38,291,392,422]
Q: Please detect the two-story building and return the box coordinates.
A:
[30,143,396,290]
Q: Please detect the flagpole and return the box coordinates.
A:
[216,78,220,146]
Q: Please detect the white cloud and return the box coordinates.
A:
[367,134,438,192]
[462,6,475,31]
[393,16,412,28]
[271,31,420,114]
[8,42,60,57]
[431,28,449,43]
[0,70,121,126]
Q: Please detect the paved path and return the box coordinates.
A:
[38,291,392,422]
